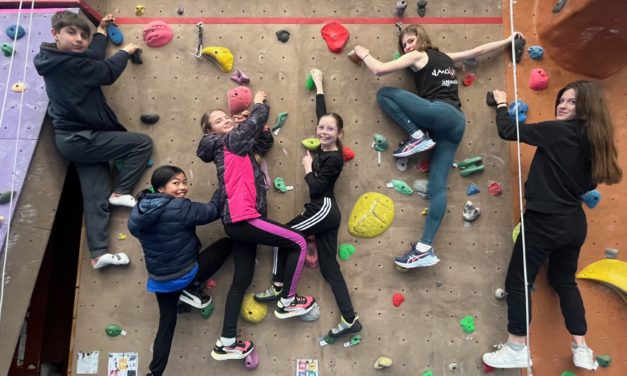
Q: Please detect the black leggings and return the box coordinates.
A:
[149,238,232,376]
[506,209,588,336]
[272,197,356,321]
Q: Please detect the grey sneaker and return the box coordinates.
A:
[572,344,598,370]
[482,343,532,369]
[254,284,282,302]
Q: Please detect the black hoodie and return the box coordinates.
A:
[33,33,130,132]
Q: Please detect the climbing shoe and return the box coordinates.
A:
[328,315,362,338]
[179,286,212,309]
[394,244,440,268]
[274,295,315,319]
[211,339,254,361]
[392,134,435,157]
[253,284,282,302]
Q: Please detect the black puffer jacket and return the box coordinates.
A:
[128,193,220,281]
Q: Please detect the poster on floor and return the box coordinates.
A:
[76,351,99,374]
[295,358,319,376]
[107,352,138,376]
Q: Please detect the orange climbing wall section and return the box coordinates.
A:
[504,1,627,375]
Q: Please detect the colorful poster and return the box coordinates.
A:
[295,358,319,376]
[107,352,138,376]
[76,351,99,374]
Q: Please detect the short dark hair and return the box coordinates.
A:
[51,11,91,37]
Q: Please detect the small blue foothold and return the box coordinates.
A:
[466,183,480,196]
[147,159,154,168]
[527,46,544,60]
[581,189,600,209]
[107,24,124,46]
[6,25,25,40]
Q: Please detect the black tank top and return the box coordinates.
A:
[412,48,461,109]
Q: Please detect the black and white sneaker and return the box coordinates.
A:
[179,287,212,309]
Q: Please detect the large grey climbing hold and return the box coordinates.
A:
[395,0,407,17]
[140,114,160,124]
[604,248,619,259]
[276,30,290,43]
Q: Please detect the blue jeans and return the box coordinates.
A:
[377,87,466,245]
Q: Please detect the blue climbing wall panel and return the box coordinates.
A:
[0,8,65,255]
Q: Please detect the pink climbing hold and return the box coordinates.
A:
[488,181,503,196]
[320,20,350,53]
[528,68,549,90]
[343,146,355,162]
[462,72,476,87]
[227,86,252,115]
[205,279,217,289]
[305,235,319,268]
[392,292,405,307]
[244,348,259,370]
[142,20,174,48]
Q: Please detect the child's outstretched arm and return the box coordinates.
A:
[226,91,270,155]
[183,190,222,226]
[447,32,524,63]
[311,69,327,120]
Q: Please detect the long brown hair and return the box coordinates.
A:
[397,24,437,55]
[555,80,622,185]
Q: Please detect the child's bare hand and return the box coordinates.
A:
[492,90,508,105]
[302,150,313,172]
[311,68,323,86]
[122,43,141,55]
[97,14,115,33]
[254,91,267,104]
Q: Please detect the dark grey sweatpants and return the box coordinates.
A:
[55,130,152,258]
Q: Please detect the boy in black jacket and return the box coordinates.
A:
[34,11,153,269]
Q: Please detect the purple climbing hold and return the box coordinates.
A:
[244,348,259,370]
[231,69,250,85]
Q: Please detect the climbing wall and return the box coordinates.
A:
[67,1,515,375]
[0,7,68,373]
[503,1,627,375]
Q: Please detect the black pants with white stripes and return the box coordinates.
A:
[271,197,356,322]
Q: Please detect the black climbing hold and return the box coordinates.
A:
[276,30,290,43]
[552,0,567,13]
[486,91,497,107]
[417,0,427,17]
[130,48,143,64]
[140,114,160,124]
[176,6,185,15]
[0,190,16,205]
[512,37,526,63]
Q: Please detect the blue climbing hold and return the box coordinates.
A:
[107,24,124,46]
[466,183,480,196]
[581,189,600,209]
[6,25,25,40]
[527,46,544,60]
[508,100,529,124]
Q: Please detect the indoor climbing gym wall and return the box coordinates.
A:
[53,0,625,375]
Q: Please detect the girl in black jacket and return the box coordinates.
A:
[128,165,233,376]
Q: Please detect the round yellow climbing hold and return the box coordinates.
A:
[201,46,234,73]
[374,356,393,369]
[240,293,268,324]
[348,192,394,238]
[11,82,26,92]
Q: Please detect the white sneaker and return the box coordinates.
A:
[482,343,532,368]
[109,194,137,208]
[572,344,598,370]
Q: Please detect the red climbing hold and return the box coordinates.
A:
[227,86,252,115]
[417,159,430,173]
[392,292,405,307]
[343,146,355,162]
[488,181,503,196]
[528,68,549,90]
[205,279,217,289]
[320,20,350,53]
[305,235,319,268]
[462,72,476,87]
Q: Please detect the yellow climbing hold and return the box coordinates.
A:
[201,46,234,73]
[302,138,321,151]
[135,4,145,16]
[11,82,26,92]
[117,233,127,240]
[374,356,393,369]
[421,208,429,216]
[577,259,627,294]
[512,222,521,243]
[240,293,268,324]
[347,192,394,238]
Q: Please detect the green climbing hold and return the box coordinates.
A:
[200,302,214,319]
[390,179,413,195]
[274,177,287,193]
[302,138,321,151]
[2,43,14,57]
[349,335,362,346]
[305,72,316,91]
[105,323,124,337]
[114,159,124,170]
[560,372,576,376]
[421,370,434,376]
[596,354,611,368]
[323,334,335,344]
[0,190,16,205]
[373,133,389,152]
[392,51,401,60]
[338,243,355,260]
[271,112,288,133]
[459,315,476,333]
